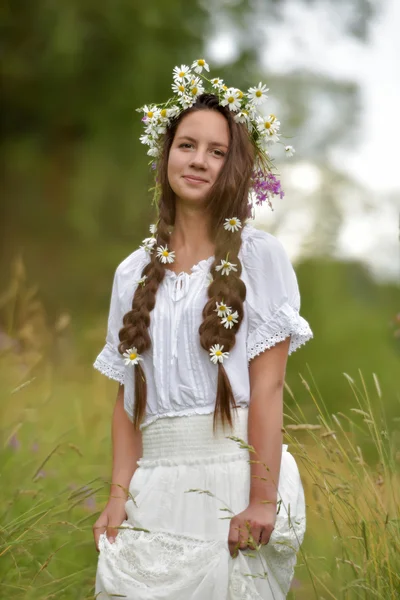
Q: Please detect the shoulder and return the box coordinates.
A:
[115,246,150,285]
[241,223,291,267]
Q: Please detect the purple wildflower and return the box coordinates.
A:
[250,169,285,210]
[151,162,157,170]
[141,116,147,122]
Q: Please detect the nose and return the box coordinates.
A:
[189,148,208,170]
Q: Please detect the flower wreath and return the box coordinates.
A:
[130,59,295,366]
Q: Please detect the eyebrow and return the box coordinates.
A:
[176,135,229,149]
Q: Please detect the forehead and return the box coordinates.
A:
[176,110,230,144]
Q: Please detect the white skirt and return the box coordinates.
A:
[95,407,306,599]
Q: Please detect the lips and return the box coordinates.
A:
[182,175,208,183]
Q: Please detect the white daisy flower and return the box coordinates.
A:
[141,105,159,121]
[140,133,156,146]
[123,347,143,366]
[149,224,157,234]
[140,237,157,253]
[173,65,191,82]
[179,94,195,110]
[211,77,224,89]
[215,259,238,276]
[234,110,250,124]
[247,82,269,105]
[257,114,281,140]
[167,105,181,119]
[223,217,242,232]
[221,310,239,329]
[136,275,148,287]
[188,76,204,98]
[147,146,161,157]
[214,301,231,318]
[285,145,295,157]
[156,245,175,264]
[209,344,230,365]
[220,88,242,112]
[191,59,210,74]
[172,81,188,96]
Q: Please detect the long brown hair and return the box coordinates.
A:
[119,93,258,431]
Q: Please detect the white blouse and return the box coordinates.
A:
[93,224,313,429]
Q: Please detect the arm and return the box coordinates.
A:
[93,384,143,550]
[248,337,290,507]
[228,337,290,557]
[110,383,143,501]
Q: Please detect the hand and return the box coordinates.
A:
[228,501,277,558]
[92,497,127,552]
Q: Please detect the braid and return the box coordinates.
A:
[199,227,246,432]
[118,206,171,430]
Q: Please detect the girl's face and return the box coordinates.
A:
[167,110,230,207]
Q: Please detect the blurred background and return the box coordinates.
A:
[1,0,399,598]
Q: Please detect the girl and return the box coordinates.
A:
[92,60,313,599]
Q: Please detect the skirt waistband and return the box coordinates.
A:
[137,407,288,468]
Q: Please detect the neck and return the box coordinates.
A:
[170,206,214,255]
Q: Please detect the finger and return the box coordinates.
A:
[93,518,108,552]
[237,523,250,551]
[228,521,241,557]
[106,522,120,544]
[260,525,274,546]
[249,525,262,550]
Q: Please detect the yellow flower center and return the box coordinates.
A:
[223,85,228,91]
[147,111,154,118]
[228,96,235,104]
[178,85,185,92]
[197,59,205,66]
[264,122,271,129]
[130,352,137,360]
[223,262,229,268]
[160,109,167,118]
[215,350,222,357]
[212,79,219,84]
[255,90,262,97]
[237,90,243,98]
[229,219,236,225]
[191,87,198,95]
[220,305,226,311]
[179,71,185,77]
[227,315,233,321]
[162,250,169,257]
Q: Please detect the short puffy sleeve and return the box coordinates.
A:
[93,248,149,385]
[242,228,313,361]
[93,265,126,384]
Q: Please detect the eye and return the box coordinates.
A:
[179,142,193,149]
[212,149,226,157]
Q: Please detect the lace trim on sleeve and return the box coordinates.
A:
[93,342,125,384]
[247,303,313,362]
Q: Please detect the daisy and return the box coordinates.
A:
[215,259,238,276]
[221,310,239,329]
[179,94,195,110]
[211,77,224,89]
[214,301,231,318]
[209,344,230,365]
[285,145,295,157]
[221,88,242,112]
[188,76,204,98]
[136,275,148,287]
[157,245,176,264]
[147,146,161,157]
[234,110,250,124]
[172,81,187,95]
[191,59,210,74]
[140,237,157,252]
[149,224,157,234]
[141,105,159,121]
[173,65,191,82]
[123,347,143,366]
[223,217,242,232]
[247,82,269,105]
